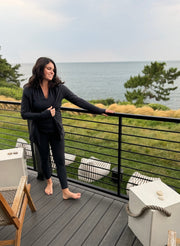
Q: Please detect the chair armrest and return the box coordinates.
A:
[12,176,27,216]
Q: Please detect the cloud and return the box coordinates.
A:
[153,1,180,33]
[1,0,180,62]
[0,0,74,29]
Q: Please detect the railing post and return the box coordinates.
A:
[117,116,122,197]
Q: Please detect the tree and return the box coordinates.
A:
[0,48,24,87]
[124,61,180,105]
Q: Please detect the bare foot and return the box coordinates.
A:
[45,179,53,195]
[62,188,81,200]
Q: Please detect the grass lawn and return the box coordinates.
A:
[0,106,179,195]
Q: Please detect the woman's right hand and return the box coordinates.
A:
[47,106,55,117]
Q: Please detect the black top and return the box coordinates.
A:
[33,87,56,133]
[21,83,106,144]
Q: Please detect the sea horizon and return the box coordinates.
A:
[19,61,180,110]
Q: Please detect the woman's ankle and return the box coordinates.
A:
[47,178,53,184]
[45,178,53,195]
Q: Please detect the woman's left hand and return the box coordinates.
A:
[47,106,56,117]
[103,109,114,116]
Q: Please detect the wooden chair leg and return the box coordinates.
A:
[14,184,36,246]
[15,192,28,246]
[15,227,22,246]
[24,184,36,212]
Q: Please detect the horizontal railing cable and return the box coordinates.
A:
[0,132,29,139]
[121,163,179,180]
[67,171,116,188]
[65,144,118,159]
[0,100,21,105]
[122,133,180,144]
[67,165,113,180]
[121,149,180,163]
[67,153,119,167]
[62,116,118,126]
[65,131,118,143]
[0,115,22,120]
[0,138,17,144]
[121,158,180,176]
[0,126,27,133]
[122,124,180,134]
[0,143,15,149]
[65,138,118,151]
[0,120,26,127]
[122,141,180,153]
[63,124,118,135]
[51,156,113,172]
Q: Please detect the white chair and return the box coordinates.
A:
[0,148,27,187]
[78,156,111,183]
[126,171,161,195]
[16,138,32,159]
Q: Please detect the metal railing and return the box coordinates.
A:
[0,100,180,199]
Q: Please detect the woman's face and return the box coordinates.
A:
[43,62,55,81]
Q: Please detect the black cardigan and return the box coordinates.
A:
[21,83,106,144]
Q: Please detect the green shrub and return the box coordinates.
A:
[89,98,115,106]
[148,103,170,111]
[0,80,19,88]
[0,87,23,100]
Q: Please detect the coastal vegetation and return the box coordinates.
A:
[124,61,180,105]
[0,48,23,100]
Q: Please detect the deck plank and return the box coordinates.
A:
[50,193,104,245]
[31,188,93,245]
[133,238,143,246]
[82,200,124,246]
[116,225,137,246]
[65,196,116,246]
[99,203,128,246]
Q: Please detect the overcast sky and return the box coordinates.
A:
[0,0,180,63]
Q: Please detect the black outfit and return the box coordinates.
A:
[21,83,105,189]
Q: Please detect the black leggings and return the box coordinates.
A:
[37,131,68,189]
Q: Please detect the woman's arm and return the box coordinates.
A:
[62,85,106,114]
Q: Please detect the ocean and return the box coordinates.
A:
[19,61,180,110]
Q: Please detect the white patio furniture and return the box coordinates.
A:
[78,156,111,183]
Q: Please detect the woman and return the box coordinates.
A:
[21,57,112,199]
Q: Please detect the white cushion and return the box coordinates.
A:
[16,138,32,159]
[78,156,111,183]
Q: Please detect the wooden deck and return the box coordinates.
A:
[0,170,142,246]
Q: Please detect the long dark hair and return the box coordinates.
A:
[25,57,64,88]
